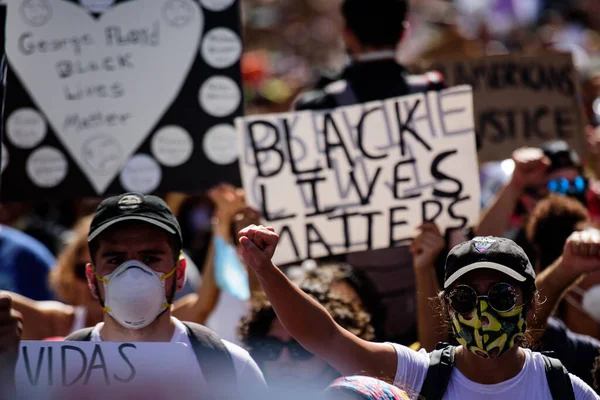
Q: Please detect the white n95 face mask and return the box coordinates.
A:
[95,260,177,330]
[569,285,600,324]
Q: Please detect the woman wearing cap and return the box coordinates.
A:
[238,225,599,399]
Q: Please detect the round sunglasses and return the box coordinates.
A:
[448,282,519,314]
[249,336,314,361]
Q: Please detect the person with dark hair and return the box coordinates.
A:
[526,194,590,272]
[239,282,374,396]
[238,225,598,399]
[294,0,444,111]
[0,193,268,398]
[287,261,386,341]
[293,0,446,347]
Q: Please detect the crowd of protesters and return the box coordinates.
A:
[2,0,600,399]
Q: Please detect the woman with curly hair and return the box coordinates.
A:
[239,281,374,396]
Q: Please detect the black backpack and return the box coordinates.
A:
[418,343,575,400]
[64,321,236,390]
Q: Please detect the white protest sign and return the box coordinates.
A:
[15,341,198,399]
[237,86,481,265]
[5,0,202,193]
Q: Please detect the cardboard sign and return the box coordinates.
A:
[15,341,198,399]
[422,53,585,163]
[237,86,481,265]
[2,0,243,201]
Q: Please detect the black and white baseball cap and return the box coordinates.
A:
[88,192,182,246]
[444,237,536,290]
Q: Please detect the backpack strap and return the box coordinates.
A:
[63,327,94,341]
[542,354,575,400]
[182,322,237,388]
[418,344,456,400]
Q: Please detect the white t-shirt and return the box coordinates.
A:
[390,343,599,400]
[90,317,268,397]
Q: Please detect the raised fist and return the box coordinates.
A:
[410,223,445,271]
[238,225,279,273]
[510,147,550,191]
[562,229,600,274]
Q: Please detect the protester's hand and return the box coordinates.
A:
[586,126,600,155]
[410,223,445,271]
[561,229,600,275]
[238,225,279,273]
[209,184,246,223]
[509,147,550,191]
[0,295,22,377]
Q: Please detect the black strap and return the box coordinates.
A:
[419,344,456,400]
[182,322,236,388]
[63,327,94,341]
[542,355,575,400]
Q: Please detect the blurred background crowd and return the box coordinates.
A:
[4,0,600,398]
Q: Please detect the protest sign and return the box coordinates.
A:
[422,52,585,163]
[15,341,198,399]
[237,86,481,265]
[1,0,243,201]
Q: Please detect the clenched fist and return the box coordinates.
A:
[238,225,279,273]
[509,147,550,191]
[410,223,445,271]
[562,229,600,274]
[0,294,22,396]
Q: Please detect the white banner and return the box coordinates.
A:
[237,86,481,265]
[15,341,198,399]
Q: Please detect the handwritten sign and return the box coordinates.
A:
[15,341,198,399]
[237,86,481,265]
[1,0,243,201]
[421,53,585,163]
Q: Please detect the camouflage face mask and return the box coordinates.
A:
[450,299,527,359]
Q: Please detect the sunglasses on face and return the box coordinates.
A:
[547,176,587,195]
[249,336,314,361]
[448,282,519,314]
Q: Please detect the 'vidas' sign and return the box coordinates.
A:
[14,341,198,399]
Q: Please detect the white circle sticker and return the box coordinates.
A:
[199,0,234,12]
[6,108,47,149]
[203,124,238,165]
[201,28,242,69]
[26,146,68,188]
[199,76,241,117]
[151,126,194,167]
[119,154,162,193]
[1,144,9,174]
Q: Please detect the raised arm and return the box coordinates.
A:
[172,184,246,323]
[534,229,600,331]
[238,225,398,381]
[476,148,549,237]
[410,223,448,351]
[0,291,72,340]
[172,242,218,324]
